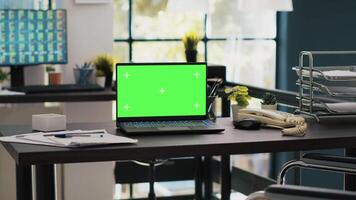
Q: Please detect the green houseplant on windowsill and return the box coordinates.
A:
[182,31,201,62]
[225,85,251,121]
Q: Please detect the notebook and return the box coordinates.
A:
[116,62,224,134]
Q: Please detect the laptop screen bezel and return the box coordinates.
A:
[116,62,208,123]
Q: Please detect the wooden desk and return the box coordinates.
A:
[2,117,356,200]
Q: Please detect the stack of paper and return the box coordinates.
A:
[0,129,137,148]
[323,70,356,78]
[325,102,356,114]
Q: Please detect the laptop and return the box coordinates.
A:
[116,62,225,134]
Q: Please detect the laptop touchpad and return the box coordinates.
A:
[157,127,191,131]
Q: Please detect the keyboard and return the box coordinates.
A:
[122,120,213,128]
[10,84,105,94]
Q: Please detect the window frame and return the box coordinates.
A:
[113,0,276,63]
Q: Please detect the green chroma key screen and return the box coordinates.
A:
[117,63,206,118]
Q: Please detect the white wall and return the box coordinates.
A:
[0,2,115,200]
[0,144,16,200]
[60,1,115,200]
[62,0,114,84]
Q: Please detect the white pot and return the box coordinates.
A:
[231,104,246,121]
[96,76,106,88]
[261,104,277,110]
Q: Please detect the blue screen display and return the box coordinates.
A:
[0,9,67,66]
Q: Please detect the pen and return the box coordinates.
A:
[43,131,105,137]
[54,134,104,138]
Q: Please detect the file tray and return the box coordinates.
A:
[299,99,356,114]
[297,81,356,98]
[293,66,356,81]
[294,51,356,122]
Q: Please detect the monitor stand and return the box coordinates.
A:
[10,66,25,87]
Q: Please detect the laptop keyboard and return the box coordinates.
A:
[122,120,213,128]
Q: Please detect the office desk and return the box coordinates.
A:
[0,90,116,103]
[0,89,230,200]
[2,117,356,200]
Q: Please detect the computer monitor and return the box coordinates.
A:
[0,9,67,86]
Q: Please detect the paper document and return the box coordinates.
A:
[325,102,356,113]
[323,70,356,78]
[0,129,138,148]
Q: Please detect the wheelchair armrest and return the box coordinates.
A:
[245,191,266,200]
[277,153,356,185]
[265,184,356,200]
[302,153,356,170]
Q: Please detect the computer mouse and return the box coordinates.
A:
[233,118,261,130]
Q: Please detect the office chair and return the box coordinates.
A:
[115,158,200,200]
[277,153,356,185]
[246,184,356,200]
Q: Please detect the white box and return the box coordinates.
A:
[32,114,66,132]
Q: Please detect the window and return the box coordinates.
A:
[113,0,276,88]
[113,1,277,195]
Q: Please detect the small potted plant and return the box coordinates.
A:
[261,92,277,110]
[225,85,251,121]
[46,65,62,85]
[95,69,106,88]
[0,69,9,90]
[93,54,115,88]
[182,31,201,62]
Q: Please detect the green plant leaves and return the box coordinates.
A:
[0,69,9,82]
[93,54,115,75]
[182,31,201,51]
[261,92,277,105]
[225,85,251,107]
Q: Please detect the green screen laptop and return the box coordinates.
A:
[116,62,224,134]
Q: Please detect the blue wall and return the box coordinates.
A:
[274,0,356,189]
[277,0,356,91]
